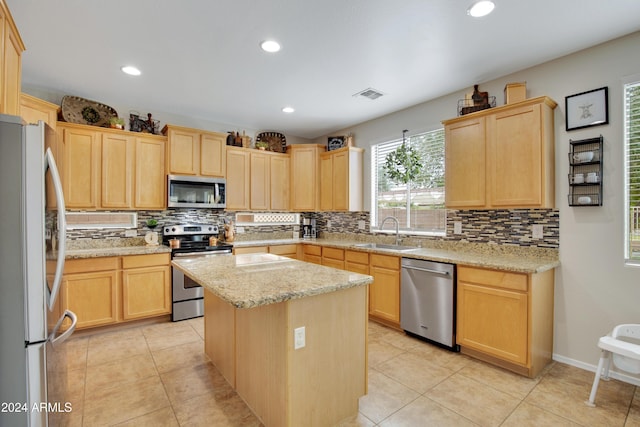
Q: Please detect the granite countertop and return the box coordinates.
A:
[172,253,373,309]
[48,237,172,260]
[234,237,560,274]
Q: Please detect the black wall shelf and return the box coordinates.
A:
[568,136,603,206]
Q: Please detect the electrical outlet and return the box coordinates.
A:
[358,220,366,230]
[294,326,306,349]
[124,229,137,237]
[236,226,245,233]
[453,221,462,234]
[327,220,332,229]
[45,228,51,239]
[532,224,544,239]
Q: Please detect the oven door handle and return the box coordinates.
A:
[173,250,232,258]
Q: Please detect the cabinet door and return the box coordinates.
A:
[290,146,322,211]
[167,128,198,175]
[59,125,100,208]
[122,266,171,320]
[320,154,333,211]
[226,147,250,210]
[444,117,486,208]
[200,132,226,177]
[20,93,58,127]
[101,133,133,209]
[2,19,23,116]
[250,151,270,210]
[270,155,290,211]
[332,150,350,210]
[457,282,528,365]
[269,244,298,259]
[369,265,400,324]
[487,103,543,207]
[134,136,166,209]
[62,271,119,329]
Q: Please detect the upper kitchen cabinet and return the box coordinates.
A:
[162,124,226,177]
[288,144,325,211]
[320,146,363,211]
[0,0,25,116]
[443,96,557,209]
[225,146,250,210]
[57,122,167,210]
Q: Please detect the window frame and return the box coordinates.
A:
[371,128,446,237]
[624,76,640,266]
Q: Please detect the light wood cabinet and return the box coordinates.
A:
[270,154,290,211]
[320,147,363,211]
[226,146,250,210]
[443,96,556,209]
[302,244,322,265]
[20,93,60,209]
[269,244,298,259]
[345,250,369,275]
[288,144,325,211]
[456,265,555,378]
[59,124,100,208]
[57,122,167,210]
[133,136,166,209]
[163,124,226,177]
[321,247,345,270]
[59,253,171,330]
[0,1,24,116]
[121,254,171,320]
[234,246,268,255]
[61,257,120,329]
[250,151,270,210]
[369,254,401,327]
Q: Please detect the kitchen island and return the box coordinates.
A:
[171,253,373,427]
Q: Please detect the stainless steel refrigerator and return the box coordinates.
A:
[0,114,77,426]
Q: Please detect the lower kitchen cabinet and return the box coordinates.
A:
[302,244,322,265]
[369,254,401,328]
[58,253,171,330]
[268,244,299,259]
[61,257,120,329]
[456,265,555,378]
[345,250,369,275]
[121,254,171,320]
[321,247,345,269]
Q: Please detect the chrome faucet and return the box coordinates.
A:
[379,216,401,245]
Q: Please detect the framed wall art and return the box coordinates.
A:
[327,136,345,151]
[565,86,609,131]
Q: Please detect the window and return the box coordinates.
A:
[371,129,446,235]
[625,80,640,263]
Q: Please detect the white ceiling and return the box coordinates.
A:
[9,0,640,139]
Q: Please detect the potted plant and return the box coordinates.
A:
[255,141,269,150]
[146,218,158,229]
[109,116,125,130]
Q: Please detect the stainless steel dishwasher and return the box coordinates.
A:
[401,258,459,351]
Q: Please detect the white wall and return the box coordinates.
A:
[316,31,640,376]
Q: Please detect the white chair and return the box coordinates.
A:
[586,324,640,407]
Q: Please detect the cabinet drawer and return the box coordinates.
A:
[234,246,268,255]
[303,244,321,256]
[458,266,528,292]
[370,254,400,270]
[345,250,368,265]
[269,244,298,256]
[322,247,344,261]
[64,257,119,274]
[122,253,170,269]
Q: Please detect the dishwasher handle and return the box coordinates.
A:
[402,264,451,276]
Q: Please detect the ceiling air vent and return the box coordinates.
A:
[353,87,384,100]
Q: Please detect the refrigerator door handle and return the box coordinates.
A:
[49,310,77,348]
[45,147,67,310]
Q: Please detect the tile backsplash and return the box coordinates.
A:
[57,208,559,249]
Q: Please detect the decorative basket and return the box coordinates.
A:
[60,95,118,127]
[255,131,287,153]
[457,96,496,116]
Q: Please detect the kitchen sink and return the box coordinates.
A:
[353,243,419,252]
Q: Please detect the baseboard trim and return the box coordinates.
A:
[553,352,640,386]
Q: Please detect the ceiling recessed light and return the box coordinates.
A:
[467,1,495,18]
[260,40,281,53]
[121,65,141,76]
[282,107,295,113]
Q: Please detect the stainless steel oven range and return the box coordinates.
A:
[162,223,232,321]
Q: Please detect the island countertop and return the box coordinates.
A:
[172,253,373,309]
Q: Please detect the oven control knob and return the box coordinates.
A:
[208,226,213,232]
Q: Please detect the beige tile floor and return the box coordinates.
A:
[48,318,640,426]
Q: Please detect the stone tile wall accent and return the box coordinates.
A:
[58,208,559,249]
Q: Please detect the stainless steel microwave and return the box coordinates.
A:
[167,175,226,209]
